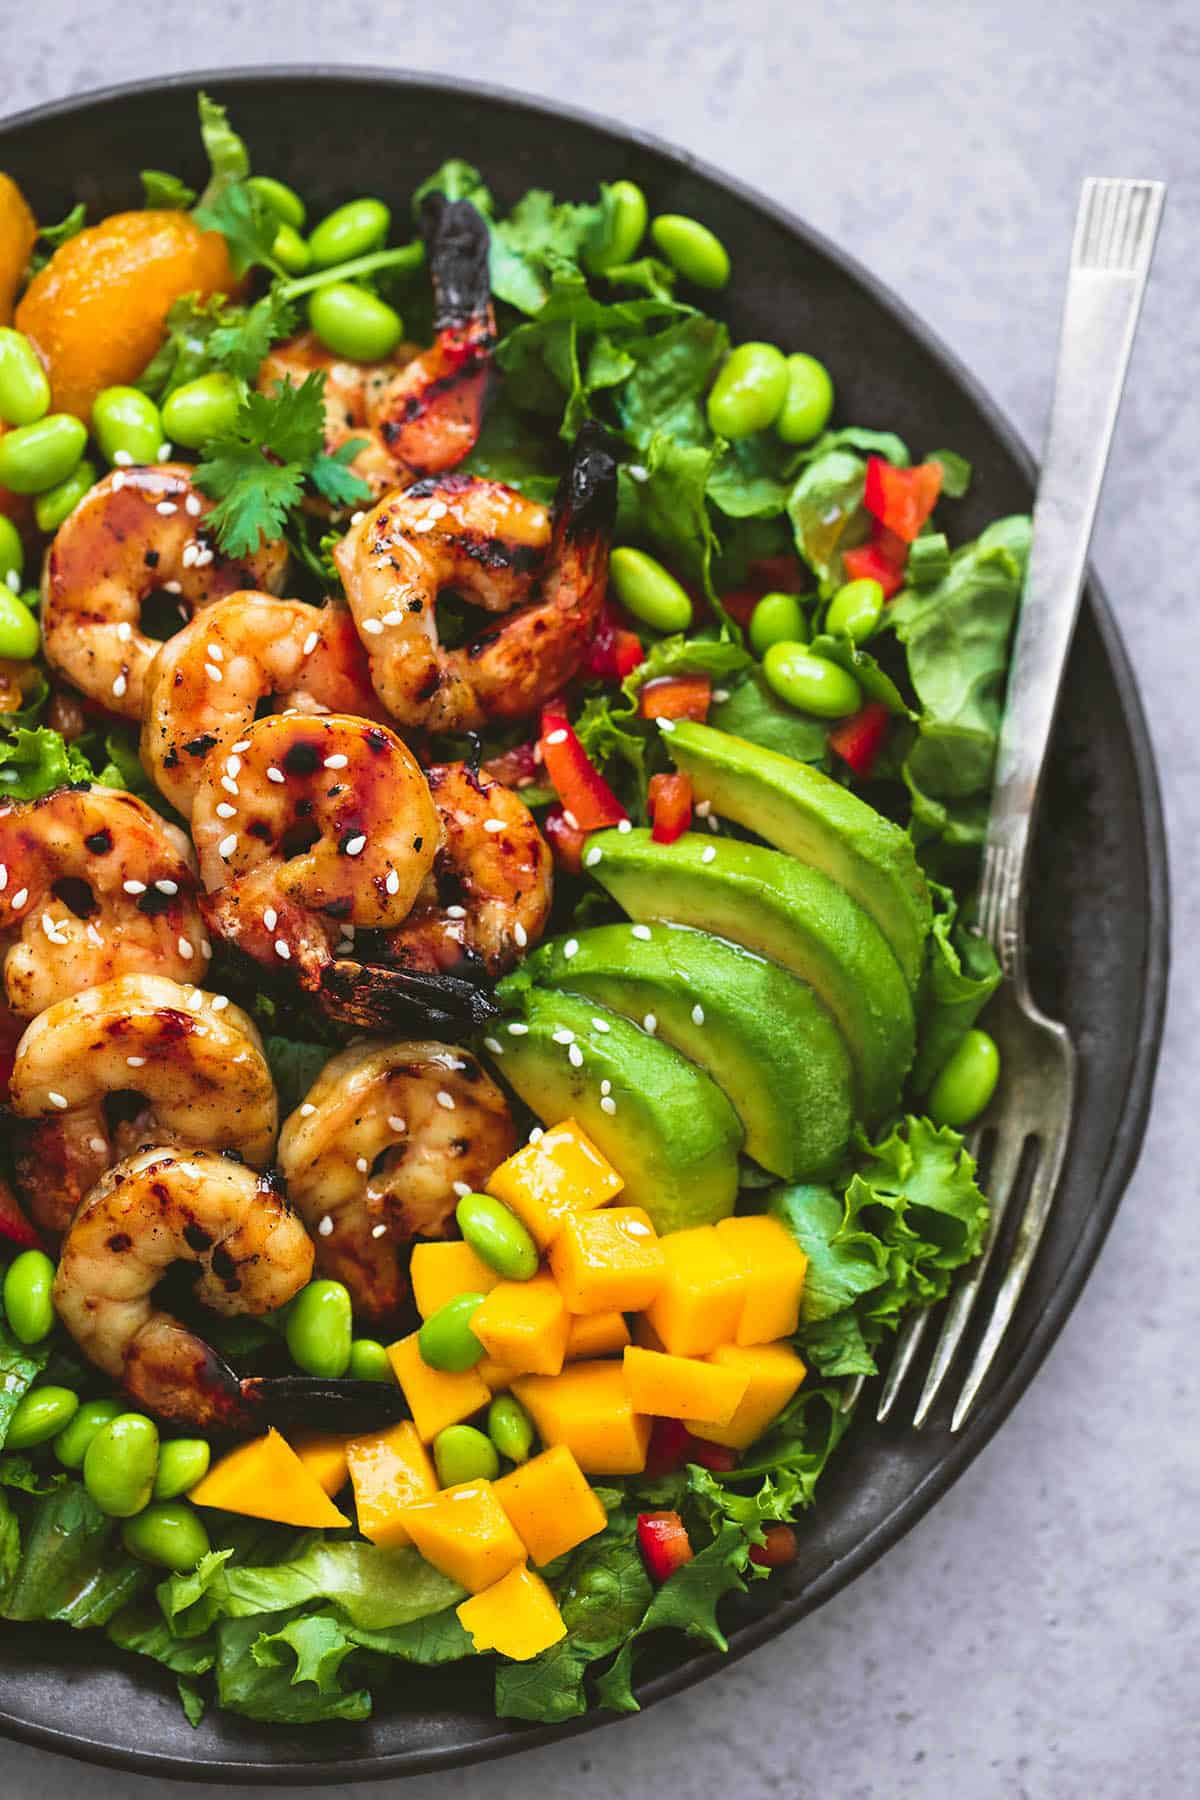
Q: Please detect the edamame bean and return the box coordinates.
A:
[776,352,835,444]
[0,514,22,584]
[749,590,806,657]
[650,214,730,289]
[0,328,50,427]
[706,343,788,440]
[272,222,311,275]
[586,180,648,273]
[0,589,37,660]
[247,175,307,230]
[487,1393,535,1465]
[3,1249,56,1344]
[54,1398,123,1469]
[153,1437,211,1499]
[309,283,403,362]
[456,1192,538,1281]
[825,576,884,644]
[348,1337,394,1383]
[0,414,87,494]
[928,1029,1001,1129]
[308,198,391,268]
[121,1501,211,1571]
[762,642,862,718]
[92,386,164,467]
[609,546,693,634]
[433,1424,499,1487]
[6,1385,78,1449]
[418,1293,486,1373]
[285,1278,353,1378]
[83,1413,159,1517]
[33,457,96,533]
[161,372,241,450]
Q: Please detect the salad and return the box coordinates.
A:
[0,93,1026,1731]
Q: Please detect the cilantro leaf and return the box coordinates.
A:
[194,373,337,555]
[206,290,297,383]
[193,180,282,279]
[309,440,372,511]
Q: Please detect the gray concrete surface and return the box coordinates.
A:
[2,3,1197,1794]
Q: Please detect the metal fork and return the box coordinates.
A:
[874,176,1166,1432]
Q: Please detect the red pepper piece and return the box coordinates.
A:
[542,804,588,877]
[842,522,909,599]
[539,702,628,831]
[639,674,712,724]
[648,771,693,845]
[0,1179,41,1251]
[645,1416,693,1477]
[614,630,645,680]
[637,1510,694,1582]
[828,700,890,779]
[863,456,943,543]
[586,604,645,683]
[685,1437,739,1472]
[749,1524,798,1569]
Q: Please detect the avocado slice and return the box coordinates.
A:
[525,923,852,1180]
[664,721,931,990]
[489,987,742,1234]
[586,829,915,1121]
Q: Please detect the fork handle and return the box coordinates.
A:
[980,179,1165,978]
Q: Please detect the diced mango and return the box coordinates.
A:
[566,1309,631,1361]
[513,1361,650,1475]
[644,1226,745,1357]
[410,1241,501,1318]
[487,1119,623,1249]
[346,1421,437,1548]
[398,1480,526,1592]
[472,1271,571,1377]
[690,1342,808,1450]
[622,1345,749,1425]
[494,1445,608,1566]
[387,1331,490,1442]
[189,1428,351,1528]
[478,1356,516,1391]
[716,1215,808,1345]
[292,1433,352,1498]
[456,1562,566,1660]
[548,1206,665,1315]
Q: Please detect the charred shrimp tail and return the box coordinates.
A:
[318,959,501,1036]
[420,192,495,339]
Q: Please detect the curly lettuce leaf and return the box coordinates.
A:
[216,1612,372,1724]
[0,725,92,800]
[912,883,1002,1091]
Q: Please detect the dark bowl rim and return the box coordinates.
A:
[0,61,1170,1786]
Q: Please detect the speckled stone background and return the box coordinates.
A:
[2,3,1197,1795]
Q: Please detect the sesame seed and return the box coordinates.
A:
[382,609,404,625]
[387,1115,407,1133]
[362,617,384,636]
[164,580,182,595]
[302,631,319,655]
[156,501,177,516]
[155,878,178,895]
[632,924,652,941]
[692,1003,705,1025]
[371,1222,388,1238]
[483,818,505,834]
[200,940,212,959]
[211,995,229,1011]
[300,1102,316,1116]
[385,869,400,895]
[116,620,132,642]
[355,1156,369,1173]
[563,809,579,831]
[10,887,28,909]
[112,470,127,489]
[0,866,5,889]
[657,717,676,734]
[231,740,250,754]
[350,510,365,526]
[207,644,223,662]
[123,879,146,895]
[185,493,203,516]
[643,1012,657,1034]
[513,920,527,947]
[267,766,285,784]
[617,818,632,834]
[545,728,568,746]
[436,1091,455,1110]
[86,923,104,947]
[126,1055,146,1068]
[529,1126,544,1144]
[158,442,173,462]
[89,1137,107,1154]
[600,1095,617,1114]
[113,449,133,467]
[226,756,241,776]
[218,833,237,857]
[702,846,716,863]
[275,940,290,960]
[178,936,193,958]
[324,754,348,769]
[592,1017,611,1033]
[319,1215,334,1237]
[568,1043,584,1067]
[452,1180,471,1198]
[220,776,239,796]
[552,1028,575,1045]
[712,688,730,704]
[49,1091,69,1110]
[344,834,366,857]
[507,1022,529,1036]
[216,801,236,819]
[708,816,720,833]
[484,1037,503,1055]
[600,1079,612,1095]
[694,799,712,818]
[182,543,198,568]
[205,663,222,683]
[112,673,128,699]
[584,846,602,868]
[563,938,580,961]
[264,907,278,930]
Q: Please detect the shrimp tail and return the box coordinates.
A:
[319,958,500,1036]
[557,421,622,541]
[236,1375,410,1437]
[420,193,494,335]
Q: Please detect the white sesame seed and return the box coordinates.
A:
[300,1102,316,1116]
[507,1021,529,1036]
[385,869,400,895]
[155,878,178,895]
[563,939,580,961]
[216,801,236,819]
[200,940,212,959]
[600,1095,617,1114]
[563,809,579,831]
[452,1180,471,1198]
[568,1043,584,1067]
[436,1091,455,1110]
[657,717,676,734]
[274,940,290,960]
[382,609,404,625]
[264,907,278,930]
[0,866,6,890]
[344,834,366,857]
[220,776,239,796]
[231,740,250,754]
[545,728,568,746]
[123,879,146,895]
[483,1037,503,1055]
[584,846,602,868]
[324,754,348,769]
[111,469,127,489]
[600,1079,612,1095]
[362,617,384,636]
[387,1115,407,1134]
[513,920,527,947]
[708,816,720,833]
[592,1017,611,1033]
[267,766,285,784]
[301,630,319,656]
[126,1055,146,1068]
[181,543,199,568]
[89,1136,107,1154]
[206,644,223,663]
[49,1090,69,1110]
[350,510,365,526]
[158,442,172,462]
[156,501,177,516]
[10,887,28,909]
[218,833,237,857]
[355,1156,369,1173]
[205,663,222,683]
[643,1012,657,1034]
[86,923,104,947]
[178,936,193,958]
[529,1126,544,1144]
[483,818,505,834]
[112,673,128,699]
[712,688,730,704]
[617,818,632,834]
[631,924,652,941]
[164,580,182,595]
[702,845,716,863]
[185,493,203,516]
[113,449,133,467]
[116,620,132,642]
[225,755,241,776]
[318,1215,334,1237]
[691,1003,705,1025]
[552,1028,575,1045]
[371,1222,388,1238]
[694,799,712,818]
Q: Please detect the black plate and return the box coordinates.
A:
[0,68,1168,1785]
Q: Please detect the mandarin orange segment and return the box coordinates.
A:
[0,173,37,326]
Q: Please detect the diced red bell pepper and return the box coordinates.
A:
[639,674,712,724]
[686,1437,739,1472]
[538,702,628,832]
[749,1524,798,1569]
[648,772,693,845]
[828,700,890,779]
[637,1510,694,1583]
[645,1417,693,1477]
[0,1179,41,1251]
[542,804,588,877]
[863,456,943,543]
[842,523,909,599]
[586,603,645,683]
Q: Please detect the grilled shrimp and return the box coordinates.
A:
[0,785,208,1018]
[334,423,620,731]
[141,592,386,818]
[277,1040,516,1320]
[40,463,287,719]
[259,195,495,501]
[8,973,276,1234]
[53,1146,313,1429]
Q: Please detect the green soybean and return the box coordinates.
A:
[308,199,391,268]
[272,222,311,275]
[706,342,788,440]
[247,175,307,230]
[825,577,884,644]
[749,591,806,657]
[762,642,862,718]
[285,1278,353,1378]
[928,1029,1001,1129]
[776,352,835,444]
[3,1249,56,1344]
[0,414,87,493]
[309,283,403,362]
[609,546,693,633]
[586,180,649,273]
[0,514,22,584]
[54,1398,123,1469]
[161,372,241,450]
[487,1393,535,1465]
[6,1385,78,1449]
[0,588,38,660]
[34,457,96,533]
[418,1293,486,1373]
[153,1437,211,1499]
[456,1192,538,1282]
[650,214,730,288]
[92,386,164,467]
[83,1413,159,1517]
[0,328,50,427]
[121,1501,211,1572]
[433,1424,499,1487]
[348,1337,394,1383]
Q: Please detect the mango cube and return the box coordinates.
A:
[346,1421,437,1548]
[397,1480,526,1592]
[513,1360,650,1475]
[456,1562,566,1660]
[494,1444,607,1566]
[716,1215,808,1345]
[410,1241,500,1318]
[487,1119,623,1249]
[292,1433,351,1498]
[478,1356,516,1391]
[387,1331,490,1442]
[472,1271,571,1377]
[548,1206,665,1315]
[189,1429,350,1529]
[690,1342,808,1450]
[622,1344,749,1425]
[644,1227,745,1357]
[566,1309,631,1361]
